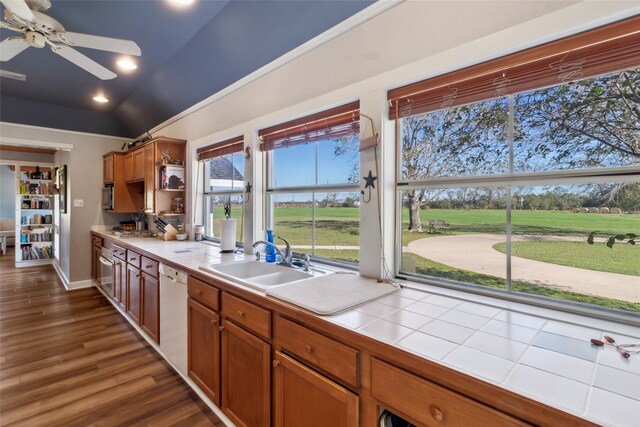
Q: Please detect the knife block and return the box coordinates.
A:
[160,224,179,241]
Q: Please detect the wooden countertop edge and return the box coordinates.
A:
[92,231,599,427]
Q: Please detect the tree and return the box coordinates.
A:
[401,100,509,230]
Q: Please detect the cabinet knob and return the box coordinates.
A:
[430,405,444,422]
[272,360,280,368]
[219,325,224,332]
[237,310,244,318]
[304,344,313,354]
[211,319,217,326]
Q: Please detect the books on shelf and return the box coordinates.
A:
[20,182,51,195]
[21,214,52,225]
[160,165,185,189]
[21,244,53,260]
[21,197,51,209]
[21,228,52,243]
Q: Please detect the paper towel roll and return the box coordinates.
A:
[220,219,236,252]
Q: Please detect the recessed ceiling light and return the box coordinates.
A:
[93,95,109,103]
[168,0,195,7]
[116,58,138,71]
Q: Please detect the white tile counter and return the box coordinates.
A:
[92,228,640,427]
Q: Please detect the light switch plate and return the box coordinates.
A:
[73,199,84,207]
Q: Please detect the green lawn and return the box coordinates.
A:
[493,241,640,276]
[402,209,640,244]
[401,252,640,313]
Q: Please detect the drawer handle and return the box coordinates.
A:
[130,257,137,261]
[145,264,153,268]
[304,344,313,354]
[237,310,245,318]
[430,405,444,422]
[272,360,280,368]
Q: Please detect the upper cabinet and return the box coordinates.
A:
[103,154,114,184]
[104,137,186,214]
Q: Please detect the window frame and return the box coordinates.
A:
[394,90,640,324]
[201,151,245,247]
[264,141,360,268]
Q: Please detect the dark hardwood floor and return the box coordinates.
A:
[0,248,224,426]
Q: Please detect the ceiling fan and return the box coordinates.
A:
[0,0,141,80]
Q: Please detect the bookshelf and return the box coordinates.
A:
[15,164,55,266]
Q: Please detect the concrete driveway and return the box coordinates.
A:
[406,234,639,303]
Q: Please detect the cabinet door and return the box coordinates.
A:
[124,153,134,182]
[118,258,128,311]
[127,264,141,324]
[188,298,220,405]
[141,273,159,343]
[274,351,358,427]
[92,244,100,282]
[103,155,114,183]
[221,319,271,427]
[134,149,145,180]
[113,258,123,304]
[143,144,155,213]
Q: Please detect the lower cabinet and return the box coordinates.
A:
[127,264,141,324]
[141,272,159,343]
[273,351,358,427]
[188,298,221,405]
[221,319,271,427]
[113,257,124,305]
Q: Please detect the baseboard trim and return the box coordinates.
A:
[53,262,70,289]
[67,279,95,290]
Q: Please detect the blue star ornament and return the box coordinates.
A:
[363,170,377,189]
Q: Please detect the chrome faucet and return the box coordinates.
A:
[252,236,293,267]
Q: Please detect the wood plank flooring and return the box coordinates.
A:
[0,248,224,426]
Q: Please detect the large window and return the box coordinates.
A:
[198,136,245,243]
[389,19,639,316]
[260,102,360,264]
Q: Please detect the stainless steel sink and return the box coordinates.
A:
[199,260,315,291]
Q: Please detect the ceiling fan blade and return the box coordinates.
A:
[0,37,29,61]
[52,45,116,80]
[62,32,141,56]
[1,0,35,22]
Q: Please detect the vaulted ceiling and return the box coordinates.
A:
[0,0,374,138]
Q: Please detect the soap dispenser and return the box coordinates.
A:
[265,229,276,263]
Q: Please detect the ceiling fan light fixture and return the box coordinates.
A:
[116,57,137,71]
[93,95,109,103]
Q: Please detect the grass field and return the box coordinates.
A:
[494,241,640,276]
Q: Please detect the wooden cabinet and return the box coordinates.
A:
[221,292,271,340]
[91,240,101,283]
[124,152,134,182]
[103,154,114,184]
[134,148,145,181]
[273,351,358,427]
[188,298,221,405]
[221,319,271,427]
[113,257,125,306]
[371,358,529,427]
[141,272,159,343]
[143,144,155,212]
[127,263,141,324]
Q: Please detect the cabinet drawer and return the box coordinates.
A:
[222,292,271,340]
[141,256,159,278]
[275,316,358,388]
[127,250,141,268]
[371,358,529,427]
[188,276,219,311]
[113,244,127,260]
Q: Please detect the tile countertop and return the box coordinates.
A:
[91,228,640,427]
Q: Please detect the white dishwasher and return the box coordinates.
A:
[159,263,188,376]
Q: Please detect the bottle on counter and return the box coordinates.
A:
[265,229,276,263]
